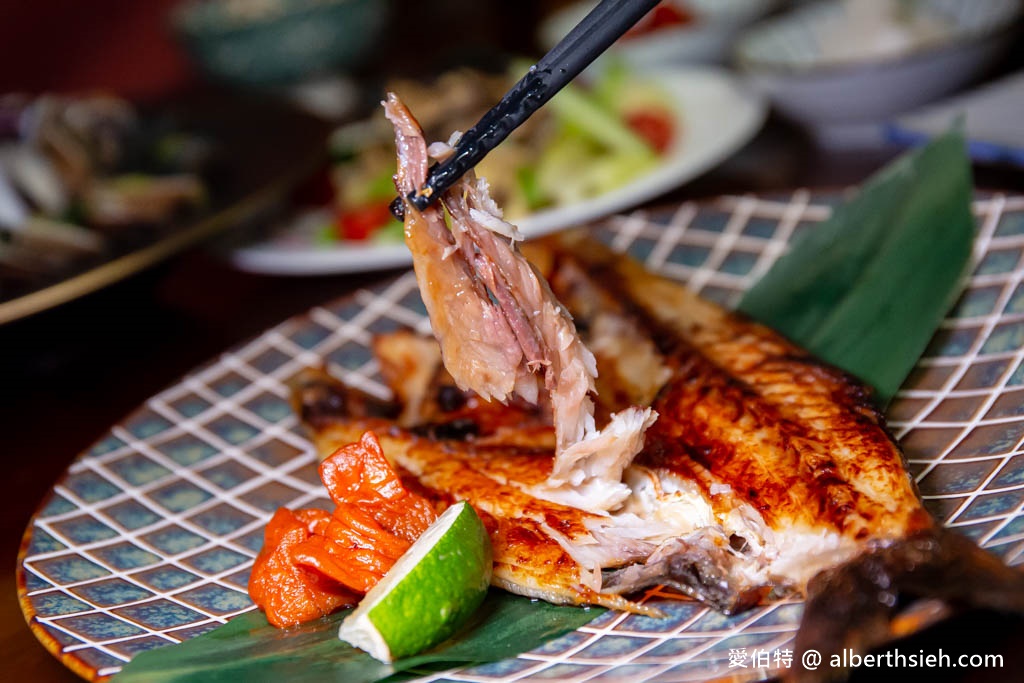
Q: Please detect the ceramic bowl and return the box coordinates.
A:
[734,0,1023,142]
[173,0,389,88]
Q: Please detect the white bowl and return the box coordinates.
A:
[734,0,1023,143]
[539,0,777,69]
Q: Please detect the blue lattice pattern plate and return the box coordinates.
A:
[17,190,1024,681]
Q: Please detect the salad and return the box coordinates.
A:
[305,63,678,245]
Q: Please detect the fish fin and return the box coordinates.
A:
[789,526,1024,682]
[602,532,768,615]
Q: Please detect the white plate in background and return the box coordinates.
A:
[228,67,766,276]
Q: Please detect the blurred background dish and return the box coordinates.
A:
[172,0,390,89]
[735,0,1024,146]
[0,92,328,324]
[539,0,777,69]
[227,66,766,275]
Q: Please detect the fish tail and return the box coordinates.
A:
[789,526,1024,682]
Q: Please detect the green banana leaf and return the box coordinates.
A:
[738,129,975,405]
[113,590,603,683]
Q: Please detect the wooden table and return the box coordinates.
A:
[3,104,1024,682]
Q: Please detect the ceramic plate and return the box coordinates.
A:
[227,67,766,276]
[18,190,1024,681]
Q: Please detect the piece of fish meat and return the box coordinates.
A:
[384,93,652,513]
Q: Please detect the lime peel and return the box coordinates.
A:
[338,501,492,662]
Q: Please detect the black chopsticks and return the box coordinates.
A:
[390,0,660,218]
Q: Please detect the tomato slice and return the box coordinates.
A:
[336,201,394,241]
[625,110,674,154]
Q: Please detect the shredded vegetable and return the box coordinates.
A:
[312,63,677,244]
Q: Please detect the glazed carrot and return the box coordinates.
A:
[248,508,358,628]
[318,433,438,541]
[295,507,333,534]
[326,505,410,559]
[248,431,439,628]
[319,431,409,505]
[291,534,398,593]
[366,492,437,545]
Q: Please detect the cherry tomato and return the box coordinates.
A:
[336,201,393,241]
[648,4,692,30]
[625,3,694,38]
[626,110,675,154]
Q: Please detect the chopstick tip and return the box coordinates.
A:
[389,196,405,220]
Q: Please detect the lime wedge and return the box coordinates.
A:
[338,501,492,662]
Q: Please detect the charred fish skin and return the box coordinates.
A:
[541,230,930,541]
[290,366,399,432]
[546,233,938,544]
[533,232,1024,681]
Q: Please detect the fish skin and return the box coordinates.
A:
[547,231,932,543]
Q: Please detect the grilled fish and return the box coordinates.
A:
[291,96,1024,680]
